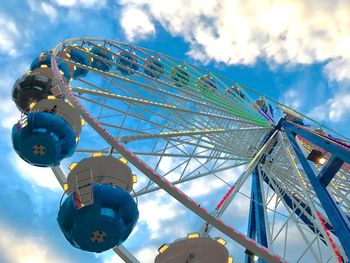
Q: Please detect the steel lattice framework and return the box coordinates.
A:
[45,38,350,263]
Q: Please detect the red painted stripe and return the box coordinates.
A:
[216,185,235,210]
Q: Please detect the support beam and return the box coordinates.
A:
[246,169,268,263]
[283,120,350,164]
[113,245,140,263]
[318,155,344,187]
[254,170,268,248]
[51,166,67,188]
[284,124,350,260]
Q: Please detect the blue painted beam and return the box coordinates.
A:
[318,155,344,187]
[253,170,268,248]
[282,120,350,164]
[284,127,350,259]
[245,169,268,263]
[246,188,256,263]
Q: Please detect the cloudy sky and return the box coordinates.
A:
[0,0,349,262]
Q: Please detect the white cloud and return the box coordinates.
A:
[138,191,183,239]
[0,223,69,263]
[120,6,155,41]
[105,246,158,263]
[0,64,32,131]
[80,0,107,8]
[157,156,183,182]
[182,176,223,197]
[181,165,245,198]
[328,93,350,121]
[53,0,107,8]
[324,57,350,83]
[41,2,58,22]
[10,153,62,191]
[104,254,125,263]
[307,103,329,122]
[280,88,302,110]
[134,247,158,263]
[118,0,350,82]
[0,65,32,155]
[0,99,19,129]
[54,0,77,6]
[0,15,19,56]
[308,92,350,122]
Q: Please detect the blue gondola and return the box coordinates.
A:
[57,184,139,253]
[90,46,113,72]
[227,86,246,100]
[30,52,71,80]
[11,112,77,167]
[256,98,274,119]
[13,52,72,112]
[144,56,164,79]
[197,75,217,94]
[171,65,190,87]
[68,48,90,78]
[117,51,139,75]
[12,72,55,112]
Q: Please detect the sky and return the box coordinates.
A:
[0,0,350,262]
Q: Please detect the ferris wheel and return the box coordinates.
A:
[10,37,350,263]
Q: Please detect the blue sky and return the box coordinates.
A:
[0,0,350,262]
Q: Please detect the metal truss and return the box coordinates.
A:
[47,38,350,263]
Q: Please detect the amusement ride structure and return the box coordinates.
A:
[10,38,350,262]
